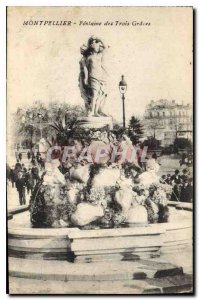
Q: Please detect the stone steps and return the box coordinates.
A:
[7,207,193,294]
[9,256,184,282]
[9,274,193,294]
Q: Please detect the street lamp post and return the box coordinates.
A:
[119,75,127,129]
[37,112,44,139]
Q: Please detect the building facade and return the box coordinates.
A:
[143,99,192,147]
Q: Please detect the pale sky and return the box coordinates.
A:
[7,6,193,124]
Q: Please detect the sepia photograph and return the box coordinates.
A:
[6,6,193,294]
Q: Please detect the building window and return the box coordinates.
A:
[163,111,165,117]
[150,112,152,117]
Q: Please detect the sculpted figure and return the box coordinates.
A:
[79,36,108,116]
[138,158,160,186]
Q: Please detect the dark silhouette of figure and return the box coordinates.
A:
[180,178,193,202]
[25,169,34,195]
[18,152,22,161]
[27,151,31,160]
[16,171,26,205]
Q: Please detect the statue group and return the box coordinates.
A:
[79,36,108,117]
[30,36,170,229]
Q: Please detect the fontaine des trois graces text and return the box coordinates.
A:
[22,20,151,27]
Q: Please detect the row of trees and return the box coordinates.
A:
[13,102,192,153]
[13,101,84,149]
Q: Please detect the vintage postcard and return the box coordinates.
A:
[7,6,193,294]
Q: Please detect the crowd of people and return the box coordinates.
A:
[7,150,45,205]
[160,168,193,202]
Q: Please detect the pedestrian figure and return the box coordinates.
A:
[15,171,26,205]
[181,168,189,183]
[18,152,22,162]
[15,159,22,173]
[38,157,45,171]
[6,163,11,186]
[27,151,31,160]
[36,151,41,160]
[160,175,167,184]
[180,177,193,202]
[165,174,171,185]
[25,169,34,195]
[171,169,181,184]
[170,170,182,202]
[31,164,40,186]
[179,153,186,166]
[10,165,15,188]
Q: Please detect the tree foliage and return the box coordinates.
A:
[127,116,144,145]
[142,137,161,150]
[13,101,85,149]
[174,138,192,153]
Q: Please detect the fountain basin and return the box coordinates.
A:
[8,204,192,263]
[8,203,193,294]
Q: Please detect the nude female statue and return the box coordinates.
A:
[79,36,108,117]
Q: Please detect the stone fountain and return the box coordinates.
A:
[7,36,193,294]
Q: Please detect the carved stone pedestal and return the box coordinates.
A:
[76,116,113,129]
